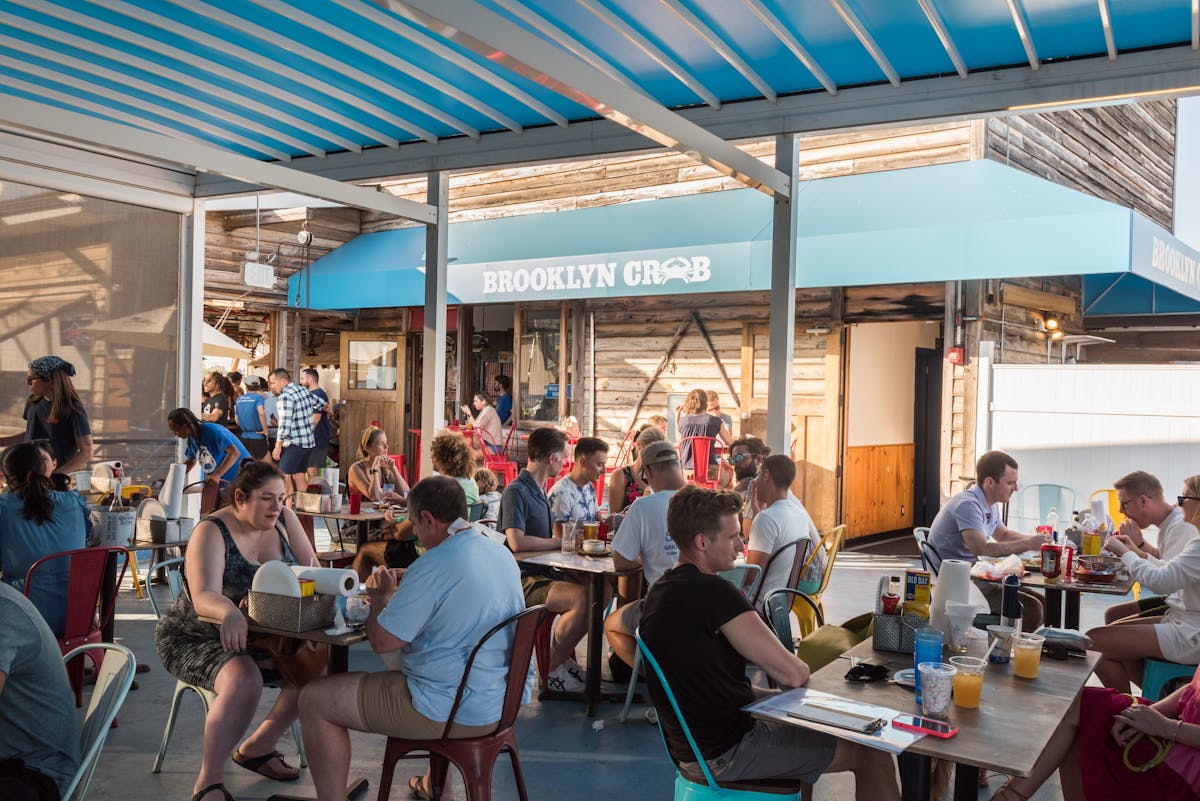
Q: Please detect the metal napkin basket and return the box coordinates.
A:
[871,576,927,654]
[248,590,335,632]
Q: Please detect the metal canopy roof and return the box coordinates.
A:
[2,1,1200,208]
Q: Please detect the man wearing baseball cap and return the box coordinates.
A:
[605,440,687,674]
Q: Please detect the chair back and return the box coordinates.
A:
[761,588,824,650]
[679,436,716,487]
[439,605,544,740]
[751,538,811,605]
[61,643,136,801]
[388,453,409,485]
[912,527,937,574]
[717,563,762,601]
[147,556,187,619]
[467,502,487,522]
[918,539,942,577]
[1089,488,1124,528]
[24,546,128,649]
[1016,483,1076,532]
[614,429,638,468]
[805,525,845,597]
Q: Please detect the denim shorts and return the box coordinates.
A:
[680,719,837,785]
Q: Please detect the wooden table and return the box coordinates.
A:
[293,507,402,564]
[981,569,1134,630]
[515,549,640,717]
[798,638,1099,801]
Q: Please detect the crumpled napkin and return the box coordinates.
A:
[970,554,1026,580]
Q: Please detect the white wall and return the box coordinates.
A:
[847,321,939,447]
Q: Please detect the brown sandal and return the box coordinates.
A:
[232,749,301,782]
[991,780,1030,801]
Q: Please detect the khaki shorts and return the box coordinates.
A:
[358,671,496,740]
[521,575,556,607]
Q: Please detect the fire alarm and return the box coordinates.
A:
[946,346,965,365]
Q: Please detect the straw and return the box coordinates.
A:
[981,636,1002,671]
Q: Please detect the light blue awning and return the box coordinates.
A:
[289,160,1200,311]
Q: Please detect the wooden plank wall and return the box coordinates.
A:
[843,444,915,535]
[985,101,1176,229]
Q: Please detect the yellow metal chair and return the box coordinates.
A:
[793,524,845,637]
[1089,488,1135,598]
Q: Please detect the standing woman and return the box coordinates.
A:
[202,374,235,426]
[23,355,93,475]
[607,424,665,514]
[167,408,251,514]
[460,391,504,456]
[0,442,91,635]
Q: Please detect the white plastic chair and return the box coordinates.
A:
[1015,484,1076,532]
[62,643,136,801]
[150,557,306,773]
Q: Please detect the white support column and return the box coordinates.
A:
[766,135,800,455]
[420,172,449,480]
[179,200,205,515]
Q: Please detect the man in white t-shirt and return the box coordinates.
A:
[746,454,823,598]
[604,441,685,669]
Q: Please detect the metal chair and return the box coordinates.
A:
[679,436,718,488]
[376,605,544,801]
[636,633,804,801]
[151,557,306,773]
[760,588,824,651]
[912,526,933,569]
[61,643,137,801]
[1015,483,1076,533]
[1141,658,1196,701]
[467,501,488,522]
[750,538,813,606]
[794,525,845,638]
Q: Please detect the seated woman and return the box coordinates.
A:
[347,426,409,503]
[991,665,1200,801]
[460,391,504,458]
[155,461,319,801]
[351,430,480,580]
[607,424,665,514]
[0,442,91,635]
[167,407,251,514]
[1087,471,1200,691]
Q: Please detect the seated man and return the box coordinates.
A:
[547,436,608,535]
[746,454,824,598]
[926,450,1049,631]
[0,582,80,801]
[604,441,686,671]
[500,426,589,693]
[641,486,899,799]
[298,476,526,801]
[1089,470,1200,692]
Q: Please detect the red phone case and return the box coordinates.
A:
[891,715,958,738]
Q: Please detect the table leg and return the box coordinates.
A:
[952,764,980,801]
[1044,587,1064,629]
[330,644,350,675]
[898,751,931,801]
[585,572,604,718]
[1064,592,1081,630]
[101,550,118,644]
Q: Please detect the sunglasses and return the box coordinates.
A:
[1179,496,1200,506]
[730,454,755,465]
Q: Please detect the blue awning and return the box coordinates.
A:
[289,159,1200,311]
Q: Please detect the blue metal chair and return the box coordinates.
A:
[1015,484,1076,533]
[62,643,137,801]
[1142,658,1196,701]
[760,588,824,652]
[636,633,804,801]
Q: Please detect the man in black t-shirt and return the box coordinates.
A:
[641,486,899,798]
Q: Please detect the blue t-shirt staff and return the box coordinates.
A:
[167,408,251,508]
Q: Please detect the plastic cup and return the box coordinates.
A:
[913,628,944,705]
[1012,633,1045,678]
[985,624,1015,664]
[950,656,986,709]
[918,662,957,717]
[348,492,361,515]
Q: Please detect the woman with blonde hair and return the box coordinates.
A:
[675,388,732,479]
[347,426,409,502]
[607,424,665,514]
[22,355,93,474]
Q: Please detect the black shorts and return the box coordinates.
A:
[0,758,60,801]
[240,436,269,459]
[308,444,329,470]
[278,445,312,475]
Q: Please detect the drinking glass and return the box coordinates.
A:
[913,627,943,705]
[950,656,986,709]
[918,662,956,717]
[1011,633,1045,679]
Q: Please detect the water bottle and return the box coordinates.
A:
[1045,507,1060,543]
[561,520,577,554]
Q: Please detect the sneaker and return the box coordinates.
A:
[545,663,586,693]
[563,658,587,684]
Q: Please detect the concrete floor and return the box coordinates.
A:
[83,533,1110,801]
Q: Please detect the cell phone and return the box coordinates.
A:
[891,714,958,738]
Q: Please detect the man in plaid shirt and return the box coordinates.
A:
[268,367,320,502]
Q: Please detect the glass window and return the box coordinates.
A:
[518,308,570,422]
[347,340,398,390]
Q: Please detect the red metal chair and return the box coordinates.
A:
[24,546,129,706]
[679,436,717,489]
[388,453,409,485]
[613,429,637,468]
[479,427,518,487]
[376,605,545,801]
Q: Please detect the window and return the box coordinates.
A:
[518,307,571,422]
[347,340,398,390]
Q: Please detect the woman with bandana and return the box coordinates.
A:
[22,356,92,475]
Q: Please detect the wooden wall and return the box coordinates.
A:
[843,444,915,535]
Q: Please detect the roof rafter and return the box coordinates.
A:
[657,0,776,102]
[828,0,900,86]
[916,0,968,78]
[1006,0,1041,71]
[742,0,837,95]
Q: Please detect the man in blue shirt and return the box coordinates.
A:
[494,374,513,427]
[301,367,332,479]
[233,376,269,459]
[299,476,526,801]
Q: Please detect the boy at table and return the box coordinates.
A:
[298,476,526,801]
[641,485,899,799]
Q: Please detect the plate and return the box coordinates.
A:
[892,668,916,688]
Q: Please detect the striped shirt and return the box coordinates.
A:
[275,381,318,448]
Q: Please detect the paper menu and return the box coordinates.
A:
[744,688,925,754]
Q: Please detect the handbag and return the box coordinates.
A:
[254,634,329,686]
[1120,693,1174,773]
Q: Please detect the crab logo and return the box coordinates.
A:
[623,255,712,287]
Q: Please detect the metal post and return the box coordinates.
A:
[421,172,450,480]
[766,135,799,456]
[179,200,205,518]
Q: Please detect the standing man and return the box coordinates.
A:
[604,441,685,671]
[548,437,609,535]
[500,426,589,693]
[926,450,1050,630]
[641,486,899,799]
[300,368,332,479]
[494,374,513,427]
[298,477,527,801]
[268,368,319,502]
[233,376,270,459]
[746,454,824,597]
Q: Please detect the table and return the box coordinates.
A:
[981,569,1134,630]
[798,638,1099,801]
[515,549,640,717]
[293,507,401,565]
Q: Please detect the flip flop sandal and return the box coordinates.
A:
[233,749,301,782]
[408,775,434,801]
[191,783,235,801]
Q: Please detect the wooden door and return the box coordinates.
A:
[339,332,406,466]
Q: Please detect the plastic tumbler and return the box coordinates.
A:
[348,492,362,515]
[950,656,986,709]
[1012,633,1046,679]
[913,627,944,705]
[918,662,957,717]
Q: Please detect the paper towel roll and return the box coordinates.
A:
[289,565,357,596]
[930,559,973,637]
[161,463,188,519]
[252,560,303,597]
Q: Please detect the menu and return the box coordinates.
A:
[744,688,924,754]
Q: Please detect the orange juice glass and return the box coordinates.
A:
[950,656,985,709]
[1011,633,1045,679]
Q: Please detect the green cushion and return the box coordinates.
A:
[793,612,874,673]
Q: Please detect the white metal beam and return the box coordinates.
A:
[916,0,968,78]
[420,172,449,480]
[742,0,838,95]
[766,134,799,457]
[1096,0,1117,61]
[0,96,437,222]
[657,0,777,102]
[1006,0,1040,71]
[576,0,720,109]
[1193,0,1199,50]
[828,0,900,86]
[385,0,790,197]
